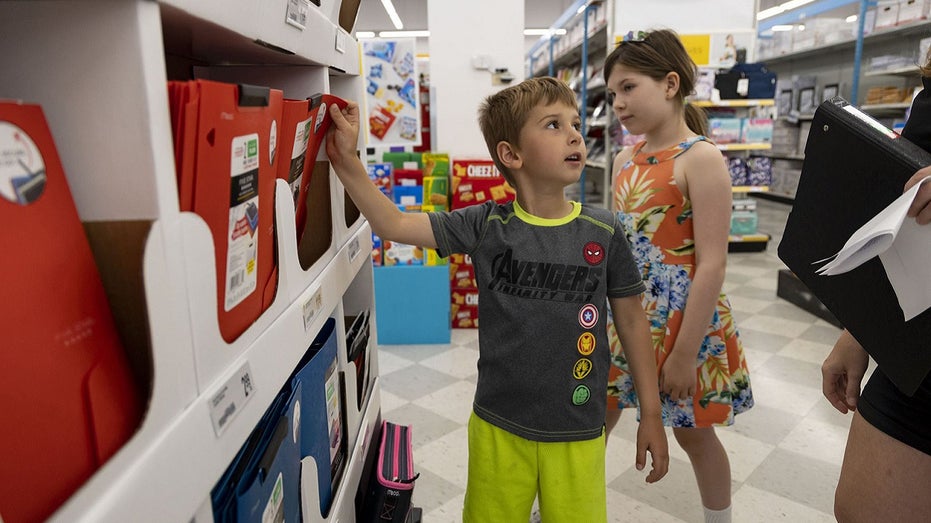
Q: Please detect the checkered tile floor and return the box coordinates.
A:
[376,199,855,522]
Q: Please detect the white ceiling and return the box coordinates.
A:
[353,0,581,34]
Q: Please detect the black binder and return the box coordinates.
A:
[778,97,931,395]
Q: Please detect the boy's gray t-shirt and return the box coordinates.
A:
[429,200,645,442]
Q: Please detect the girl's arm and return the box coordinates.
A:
[662,142,732,399]
[326,102,437,248]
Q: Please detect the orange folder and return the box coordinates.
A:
[277,94,348,242]
[0,101,143,523]
[169,80,283,343]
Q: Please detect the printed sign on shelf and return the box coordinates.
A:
[362,38,421,148]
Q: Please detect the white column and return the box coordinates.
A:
[428,1,525,157]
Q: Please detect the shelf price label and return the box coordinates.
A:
[348,236,361,263]
[285,0,309,30]
[208,361,255,437]
[302,285,324,332]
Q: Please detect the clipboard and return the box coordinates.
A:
[777,96,931,395]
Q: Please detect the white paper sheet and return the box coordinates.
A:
[815,176,931,320]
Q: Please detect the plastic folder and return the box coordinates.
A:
[778,97,931,395]
[0,101,143,522]
[291,318,346,517]
[211,381,302,523]
[277,94,348,243]
[168,80,283,343]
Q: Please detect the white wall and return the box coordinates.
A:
[427,1,525,158]
[614,0,756,33]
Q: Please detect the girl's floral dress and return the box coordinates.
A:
[607,136,754,427]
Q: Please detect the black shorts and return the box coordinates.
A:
[858,368,931,456]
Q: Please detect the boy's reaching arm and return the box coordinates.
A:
[609,294,669,483]
[325,101,437,249]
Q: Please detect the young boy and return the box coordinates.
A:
[326,77,668,522]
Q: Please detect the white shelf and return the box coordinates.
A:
[864,65,922,77]
[732,185,770,193]
[0,1,376,522]
[717,143,773,151]
[692,99,775,108]
[860,102,911,114]
[760,19,931,65]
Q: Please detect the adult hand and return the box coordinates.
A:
[822,329,870,414]
[905,165,931,224]
[325,101,361,169]
[659,349,696,401]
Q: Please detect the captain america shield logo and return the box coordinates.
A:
[579,304,598,328]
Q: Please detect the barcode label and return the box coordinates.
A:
[230,270,244,291]
[302,286,323,332]
[209,362,255,436]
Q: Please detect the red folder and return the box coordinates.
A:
[170,80,283,343]
[0,101,144,523]
[277,94,347,242]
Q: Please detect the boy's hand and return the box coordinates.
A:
[905,165,931,225]
[325,101,361,169]
[635,416,669,483]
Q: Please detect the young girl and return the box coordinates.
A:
[602,30,754,523]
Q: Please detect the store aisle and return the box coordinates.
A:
[376,199,851,522]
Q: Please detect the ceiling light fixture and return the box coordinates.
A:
[379,30,430,38]
[380,0,404,30]
[757,0,816,21]
[355,31,376,39]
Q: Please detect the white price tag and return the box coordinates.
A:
[348,236,361,263]
[302,286,323,331]
[285,0,309,30]
[208,362,255,436]
[335,30,346,54]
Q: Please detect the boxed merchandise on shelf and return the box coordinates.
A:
[875,2,900,30]
[709,118,743,144]
[897,0,931,24]
[451,158,515,208]
[741,118,774,143]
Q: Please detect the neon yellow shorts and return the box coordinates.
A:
[462,412,607,523]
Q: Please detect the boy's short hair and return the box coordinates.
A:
[477,77,579,186]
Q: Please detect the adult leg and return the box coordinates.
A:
[672,427,731,510]
[834,412,931,522]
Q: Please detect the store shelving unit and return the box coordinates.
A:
[757,1,929,201]
[526,0,612,207]
[0,1,380,522]
[692,99,775,252]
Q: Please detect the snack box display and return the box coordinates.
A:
[423,176,449,209]
[451,159,515,209]
[422,152,450,177]
[448,253,476,289]
[366,163,392,197]
[450,289,479,328]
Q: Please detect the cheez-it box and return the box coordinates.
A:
[448,253,477,289]
[451,159,515,209]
